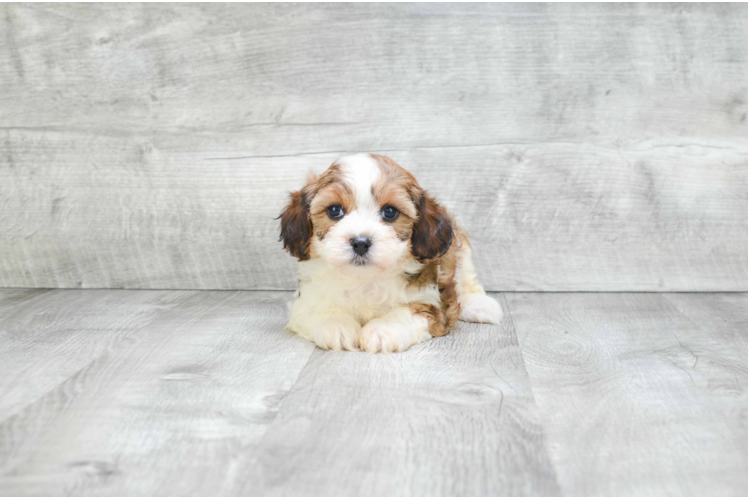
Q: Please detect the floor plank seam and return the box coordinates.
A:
[250,347,319,446]
[0,355,100,434]
[497,293,565,495]
[0,291,198,428]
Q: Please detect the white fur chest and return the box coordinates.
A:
[295,258,438,325]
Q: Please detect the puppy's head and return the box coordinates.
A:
[279,154,453,273]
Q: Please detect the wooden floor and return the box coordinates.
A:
[1,290,746,496]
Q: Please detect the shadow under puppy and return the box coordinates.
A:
[279,153,502,353]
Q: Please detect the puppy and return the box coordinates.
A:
[279,153,502,353]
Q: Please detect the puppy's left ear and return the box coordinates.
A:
[411,191,453,261]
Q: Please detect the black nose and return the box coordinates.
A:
[350,236,372,256]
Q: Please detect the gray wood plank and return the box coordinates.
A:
[0,290,315,495]
[506,292,748,495]
[3,4,747,144]
[663,293,748,358]
[2,3,748,291]
[233,294,560,496]
[0,289,52,321]
[2,139,747,291]
[0,288,192,423]
[3,289,746,495]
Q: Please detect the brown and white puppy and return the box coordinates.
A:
[279,153,502,353]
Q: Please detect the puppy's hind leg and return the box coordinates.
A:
[459,293,503,324]
[456,242,503,325]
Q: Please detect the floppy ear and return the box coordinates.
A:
[411,191,453,261]
[278,187,313,261]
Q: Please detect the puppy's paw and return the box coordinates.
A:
[312,318,361,351]
[359,321,408,354]
[359,317,430,354]
[459,293,503,324]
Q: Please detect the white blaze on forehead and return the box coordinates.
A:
[338,154,380,212]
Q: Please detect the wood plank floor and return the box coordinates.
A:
[1,290,746,495]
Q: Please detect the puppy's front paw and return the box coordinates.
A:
[359,321,406,354]
[313,318,361,351]
[359,319,429,354]
[459,293,503,324]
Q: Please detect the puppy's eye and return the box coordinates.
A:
[326,205,344,220]
[381,205,400,222]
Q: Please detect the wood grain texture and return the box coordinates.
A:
[2,289,748,494]
[506,292,748,496]
[234,294,560,496]
[0,291,560,496]
[0,290,315,495]
[2,3,748,291]
[663,293,748,358]
[0,288,191,422]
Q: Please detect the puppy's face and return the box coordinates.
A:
[279,154,453,274]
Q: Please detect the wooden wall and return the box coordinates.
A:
[2,3,747,291]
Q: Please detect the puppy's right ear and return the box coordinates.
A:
[278,185,314,261]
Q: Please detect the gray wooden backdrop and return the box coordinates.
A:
[2,3,748,291]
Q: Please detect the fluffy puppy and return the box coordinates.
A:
[279,153,502,353]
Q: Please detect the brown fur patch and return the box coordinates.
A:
[370,154,453,262]
[370,155,419,219]
[409,281,459,338]
[410,191,453,262]
[405,260,438,288]
[279,161,354,259]
[387,213,415,241]
[406,216,462,337]
[309,180,355,240]
[279,186,315,261]
[369,154,419,241]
